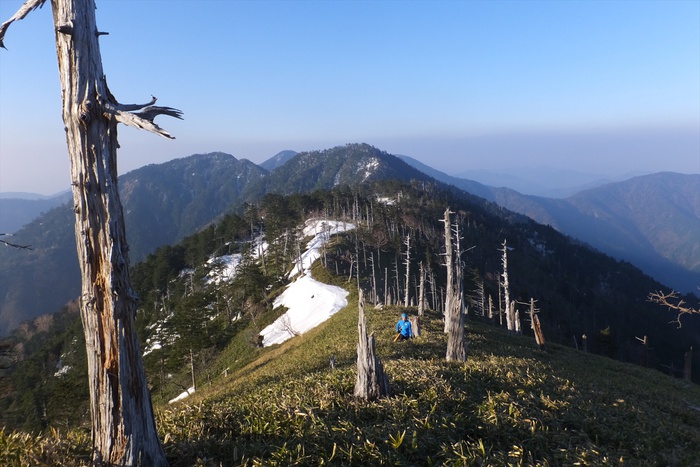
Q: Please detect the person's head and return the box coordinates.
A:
[401,313,408,321]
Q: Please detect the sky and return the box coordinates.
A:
[0,0,698,195]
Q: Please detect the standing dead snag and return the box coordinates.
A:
[2,1,181,465]
[354,290,390,400]
[442,208,466,362]
[528,298,545,350]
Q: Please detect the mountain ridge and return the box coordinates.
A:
[1,144,696,334]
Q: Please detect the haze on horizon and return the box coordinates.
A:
[1,0,698,196]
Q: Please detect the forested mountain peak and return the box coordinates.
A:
[256,143,434,196]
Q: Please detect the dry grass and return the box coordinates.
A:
[3,280,699,466]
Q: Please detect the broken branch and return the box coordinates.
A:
[0,233,32,250]
[648,289,700,328]
[105,102,183,139]
[0,0,47,49]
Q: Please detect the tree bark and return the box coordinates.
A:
[443,208,453,333]
[354,290,390,400]
[48,0,172,464]
[446,220,466,362]
[418,262,425,317]
[403,234,411,308]
[501,240,514,332]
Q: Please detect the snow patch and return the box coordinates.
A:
[168,386,196,404]
[260,275,349,346]
[260,219,354,347]
[206,254,242,284]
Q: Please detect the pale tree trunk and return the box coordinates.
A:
[403,233,411,308]
[418,262,425,317]
[354,290,390,400]
[531,305,546,350]
[446,220,466,362]
[501,240,514,332]
[2,1,180,464]
[442,208,453,333]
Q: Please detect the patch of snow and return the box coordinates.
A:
[54,362,72,378]
[358,157,379,181]
[288,220,355,278]
[260,219,354,347]
[206,254,242,284]
[260,274,349,346]
[168,386,195,404]
[376,196,395,205]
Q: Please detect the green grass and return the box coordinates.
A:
[2,275,700,466]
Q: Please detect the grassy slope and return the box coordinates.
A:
[2,264,699,466]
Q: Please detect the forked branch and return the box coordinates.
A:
[105,100,183,139]
[0,0,47,49]
[648,289,700,328]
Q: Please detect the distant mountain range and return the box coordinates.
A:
[0,191,71,234]
[0,143,697,334]
[398,155,700,293]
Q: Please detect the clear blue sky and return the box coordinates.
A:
[1,0,698,195]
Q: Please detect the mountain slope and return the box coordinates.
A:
[492,173,700,293]
[258,149,297,171]
[4,289,700,465]
[0,192,71,234]
[398,157,700,293]
[254,143,435,196]
[0,152,266,334]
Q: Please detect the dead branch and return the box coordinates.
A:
[104,100,183,139]
[648,290,700,328]
[0,233,32,250]
[0,0,46,49]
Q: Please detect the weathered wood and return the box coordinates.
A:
[409,316,421,337]
[4,0,182,464]
[443,209,466,362]
[0,0,47,49]
[418,262,425,316]
[403,233,411,308]
[501,240,515,332]
[442,208,453,333]
[354,290,390,400]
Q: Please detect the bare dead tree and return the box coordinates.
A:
[442,208,466,362]
[354,290,390,400]
[441,208,454,333]
[501,240,515,332]
[2,1,181,464]
[527,298,545,349]
[648,289,700,328]
[418,262,426,317]
[403,233,411,307]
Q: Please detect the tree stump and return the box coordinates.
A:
[354,290,390,400]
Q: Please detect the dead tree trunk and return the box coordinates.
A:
[529,298,545,349]
[442,208,466,362]
[403,233,411,307]
[501,240,514,332]
[442,208,454,333]
[418,262,425,316]
[354,290,390,400]
[2,1,180,464]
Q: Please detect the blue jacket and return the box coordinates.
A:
[396,318,412,338]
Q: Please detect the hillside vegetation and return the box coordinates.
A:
[2,282,699,465]
[1,181,700,465]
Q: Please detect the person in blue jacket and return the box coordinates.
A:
[395,312,413,341]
